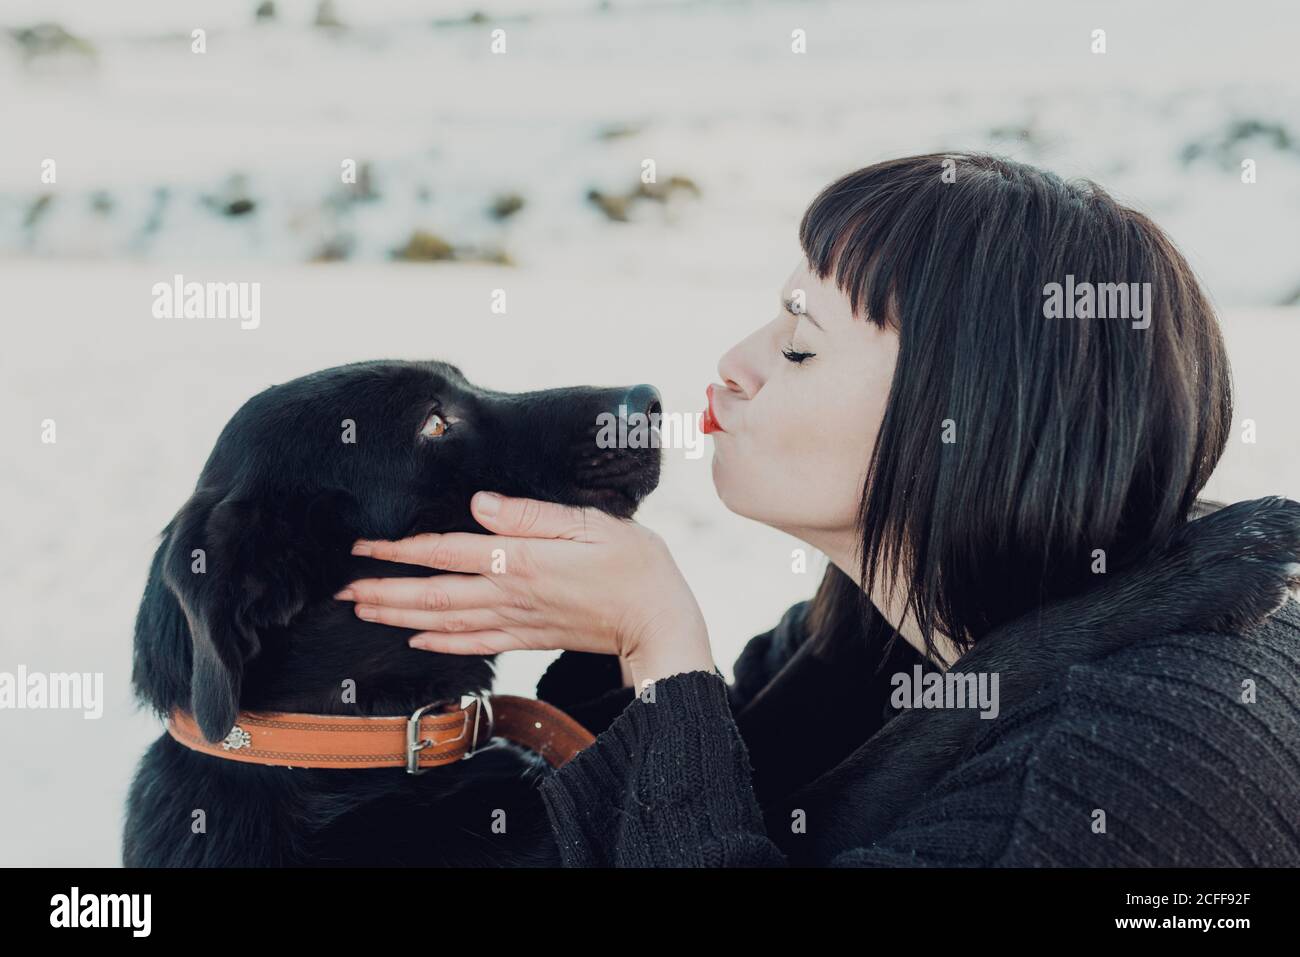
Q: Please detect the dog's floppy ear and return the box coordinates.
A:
[161,486,357,742]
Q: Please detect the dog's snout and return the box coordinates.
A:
[611,383,662,420]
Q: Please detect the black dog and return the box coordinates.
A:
[123,360,661,866]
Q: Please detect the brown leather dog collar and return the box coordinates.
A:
[166,693,596,773]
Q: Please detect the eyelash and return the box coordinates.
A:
[781,342,816,365]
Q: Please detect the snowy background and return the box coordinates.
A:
[1,0,1297,866]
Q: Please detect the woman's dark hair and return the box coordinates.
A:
[799,152,1233,667]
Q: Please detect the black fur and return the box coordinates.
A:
[124,360,661,867]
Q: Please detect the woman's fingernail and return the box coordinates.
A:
[474,492,501,517]
[356,605,377,621]
[409,637,431,650]
[334,588,355,601]
[352,542,373,556]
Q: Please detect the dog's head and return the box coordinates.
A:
[132,360,662,743]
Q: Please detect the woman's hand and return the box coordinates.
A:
[333,491,716,689]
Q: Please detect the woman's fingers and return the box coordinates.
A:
[333,491,668,661]
[351,531,507,572]
[408,630,523,655]
[470,490,605,542]
[334,573,499,612]
[335,573,534,634]
[353,603,506,634]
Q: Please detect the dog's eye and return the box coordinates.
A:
[419,412,449,438]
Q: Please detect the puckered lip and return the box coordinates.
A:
[703,383,726,434]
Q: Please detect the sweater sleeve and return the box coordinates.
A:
[538,668,789,866]
[537,666,1051,868]
[535,667,1095,868]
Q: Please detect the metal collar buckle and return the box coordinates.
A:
[406,693,493,775]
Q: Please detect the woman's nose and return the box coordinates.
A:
[718,342,759,399]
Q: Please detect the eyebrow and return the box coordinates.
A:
[782,295,824,331]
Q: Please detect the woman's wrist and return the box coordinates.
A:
[629,650,718,693]
[624,608,716,691]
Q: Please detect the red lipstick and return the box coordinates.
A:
[703,383,725,434]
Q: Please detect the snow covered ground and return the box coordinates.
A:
[3,0,1300,300]
[1,0,1297,866]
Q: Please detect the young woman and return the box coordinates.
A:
[334,153,1300,866]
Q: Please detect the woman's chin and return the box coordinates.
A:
[709,462,760,522]
[709,455,739,512]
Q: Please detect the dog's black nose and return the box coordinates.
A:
[611,384,662,419]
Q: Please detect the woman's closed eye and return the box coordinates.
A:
[779,301,817,364]
[781,341,816,364]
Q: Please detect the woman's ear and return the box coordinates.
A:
[160,486,360,743]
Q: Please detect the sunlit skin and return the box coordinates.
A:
[336,257,961,692]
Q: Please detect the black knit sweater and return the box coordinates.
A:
[533,496,1300,866]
